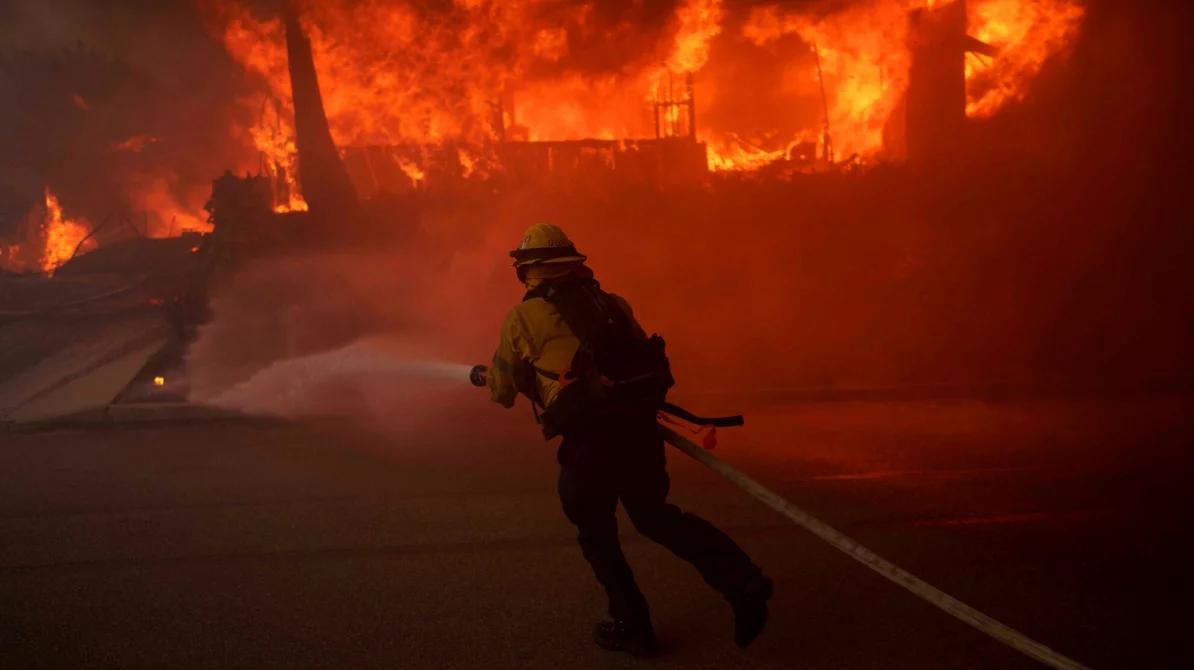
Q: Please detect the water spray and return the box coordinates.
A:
[206,338,475,415]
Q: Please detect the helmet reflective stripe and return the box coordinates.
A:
[510,245,581,264]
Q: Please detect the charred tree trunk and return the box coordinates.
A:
[283,2,358,222]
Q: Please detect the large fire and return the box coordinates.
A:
[739,0,1085,161]
[207,0,1083,181]
[964,0,1086,117]
[0,1,1089,275]
[41,187,96,275]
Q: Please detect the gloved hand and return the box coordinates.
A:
[469,364,489,387]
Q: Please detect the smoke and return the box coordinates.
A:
[4,0,1190,425]
[182,229,516,428]
[0,0,260,252]
[186,156,1193,432]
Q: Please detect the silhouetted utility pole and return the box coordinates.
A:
[282,1,358,220]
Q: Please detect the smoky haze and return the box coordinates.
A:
[2,1,1190,424]
[0,0,258,243]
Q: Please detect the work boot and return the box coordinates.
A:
[593,619,656,656]
[732,576,773,648]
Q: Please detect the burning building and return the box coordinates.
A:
[19,0,1185,429]
[0,0,1088,273]
[208,0,1086,205]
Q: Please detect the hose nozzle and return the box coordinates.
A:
[469,364,489,387]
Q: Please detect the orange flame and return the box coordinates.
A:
[966,0,1085,117]
[41,187,95,274]
[667,0,725,74]
[744,0,1084,161]
[126,176,213,236]
[208,0,1083,179]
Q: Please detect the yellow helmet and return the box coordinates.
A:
[509,222,587,267]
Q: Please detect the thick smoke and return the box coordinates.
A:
[188,1,1192,426]
[0,0,261,251]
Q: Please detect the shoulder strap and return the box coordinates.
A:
[534,277,637,348]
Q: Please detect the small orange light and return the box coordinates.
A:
[190,246,200,253]
[153,376,166,387]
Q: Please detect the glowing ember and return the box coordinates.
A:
[41,187,95,274]
[153,376,166,387]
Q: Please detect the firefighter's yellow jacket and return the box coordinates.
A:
[488,282,642,410]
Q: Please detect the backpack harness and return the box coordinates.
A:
[522,276,742,438]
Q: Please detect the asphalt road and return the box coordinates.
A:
[1,394,1191,668]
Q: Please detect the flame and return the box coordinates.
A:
[744,0,1084,161]
[397,159,426,186]
[41,187,96,274]
[965,0,1085,117]
[707,139,787,172]
[667,0,725,74]
[743,2,912,161]
[126,176,213,236]
[274,193,309,214]
[247,97,309,212]
[207,0,1083,179]
[210,0,729,177]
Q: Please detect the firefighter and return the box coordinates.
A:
[479,223,772,655]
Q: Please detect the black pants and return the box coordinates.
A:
[557,412,763,625]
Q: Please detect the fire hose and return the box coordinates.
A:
[468,364,1089,668]
[658,423,1091,670]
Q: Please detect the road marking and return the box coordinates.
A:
[661,424,1092,670]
